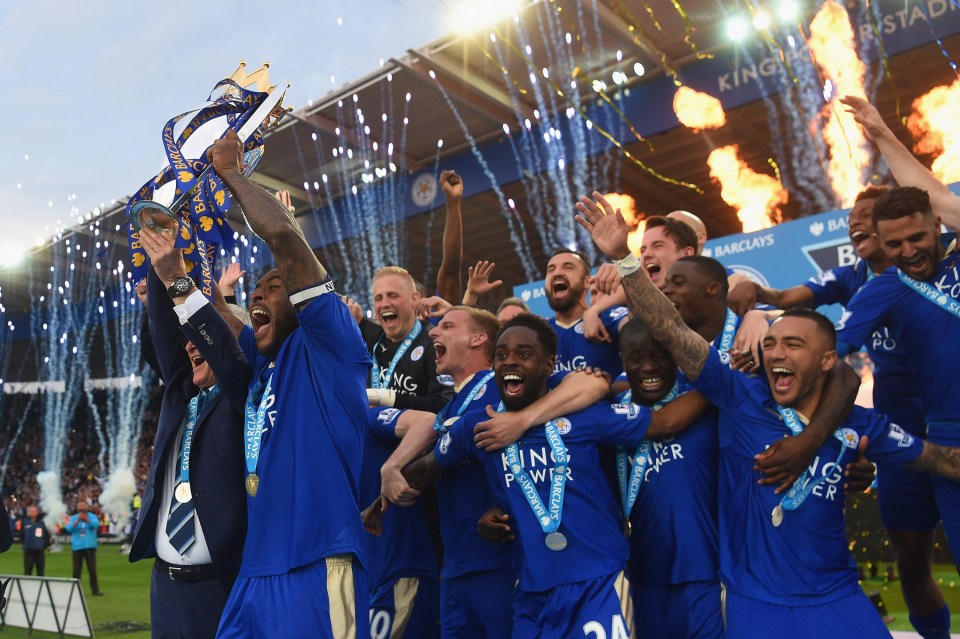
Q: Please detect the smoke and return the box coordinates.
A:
[99,466,136,519]
[37,470,66,528]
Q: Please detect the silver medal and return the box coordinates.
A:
[544,531,567,551]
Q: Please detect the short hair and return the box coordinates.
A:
[497,297,532,316]
[447,305,500,360]
[412,279,429,299]
[872,186,933,227]
[548,248,592,275]
[854,184,891,203]
[644,216,699,253]
[676,255,730,295]
[619,317,656,345]
[373,266,416,292]
[777,307,836,348]
[497,313,558,358]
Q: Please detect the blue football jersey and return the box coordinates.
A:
[550,306,629,377]
[432,371,513,579]
[362,408,439,589]
[836,247,960,424]
[692,348,923,605]
[237,293,371,577]
[615,387,719,589]
[805,262,925,432]
[435,401,650,592]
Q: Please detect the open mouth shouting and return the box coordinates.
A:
[190,353,206,369]
[380,310,400,332]
[644,260,662,283]
[549,276,570,300]
[250,305,272,340]
[500,371,526,398]
[434,340,447,367]
[770,366,796,395]
[849,230,870,250]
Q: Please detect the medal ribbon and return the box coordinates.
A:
[433,371,496,432]
[714,308,739,352]
[616,381,679,520]
[371,321,423,389]
[498,402,568,538]
[244,365,275,477]
[775,405,849,513]
[898,268,960,321]
[179,384,221,485]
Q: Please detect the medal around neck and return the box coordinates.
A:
[175,482,192,504]
[545,531,568,551]
[246,473,260,497]
[771,505,784,528]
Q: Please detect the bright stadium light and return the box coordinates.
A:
[727,17,749,42]
[779,0,799,21]
[453,0,524,34]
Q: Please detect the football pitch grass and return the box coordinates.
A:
[0,547,959,637]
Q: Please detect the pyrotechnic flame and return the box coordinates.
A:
[707,146,786,232]
[672,87,726,131]
[808,0,870,207]
[601,193,645,255]
[907,80,960,183]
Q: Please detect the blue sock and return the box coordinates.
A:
[909,605,950,639]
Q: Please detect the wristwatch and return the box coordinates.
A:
[167,276,196,298]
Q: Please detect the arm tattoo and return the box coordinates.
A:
[620,271,709,379]
[909,441,960,482]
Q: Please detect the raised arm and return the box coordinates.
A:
[841,95,960,230]
[575,192,709,379]
[207,130,326,292]
[436,171,464,304]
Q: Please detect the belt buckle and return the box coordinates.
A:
[167,565,187,579]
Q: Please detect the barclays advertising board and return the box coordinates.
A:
[513,206,856,321]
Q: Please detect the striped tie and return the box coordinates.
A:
[165,390,205,554]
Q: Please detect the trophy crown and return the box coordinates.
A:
[227,61,275,95]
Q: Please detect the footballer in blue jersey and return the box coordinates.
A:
[616,320,721,639]
[726,186,949,638]
[390,314,711,638]
[835,188,960,579]
[544,249,629,377]
[198,131,371,639]
[578,192,960,638]
[362,407,440,639]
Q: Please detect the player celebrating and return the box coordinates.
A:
[577,191,960,638]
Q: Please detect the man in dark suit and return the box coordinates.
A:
[130,262,249,638]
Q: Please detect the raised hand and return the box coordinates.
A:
[574,192,631,261]
[440,170,463,201]
[219,262,246,291]
[465,261,503,301]
[416,295,453,320]
[140,226,187,284]
[839,95,889,143]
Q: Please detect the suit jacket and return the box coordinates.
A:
[129,269,249,594]
[0,498,11,552]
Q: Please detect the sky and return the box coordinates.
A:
[0,0,480,261]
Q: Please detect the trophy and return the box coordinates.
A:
[126,63,289,295]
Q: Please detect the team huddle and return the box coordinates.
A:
[124,96,960,639]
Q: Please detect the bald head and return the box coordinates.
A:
[667,210,707,254]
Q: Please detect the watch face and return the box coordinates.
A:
[177,279,191,293]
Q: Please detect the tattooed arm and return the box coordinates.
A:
[908,442,960,481]
[575,192,710,380]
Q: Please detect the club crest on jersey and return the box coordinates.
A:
[377,408,401,424]
[410,346,424,362]
[839,428,859,449]
[609,306,629,321]
[886,423,915,448]
[554,417,572,435]
[439,432,452,455]
[574,323,585,335]
[612,402,640,419]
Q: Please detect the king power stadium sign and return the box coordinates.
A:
[513,182,960,321]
